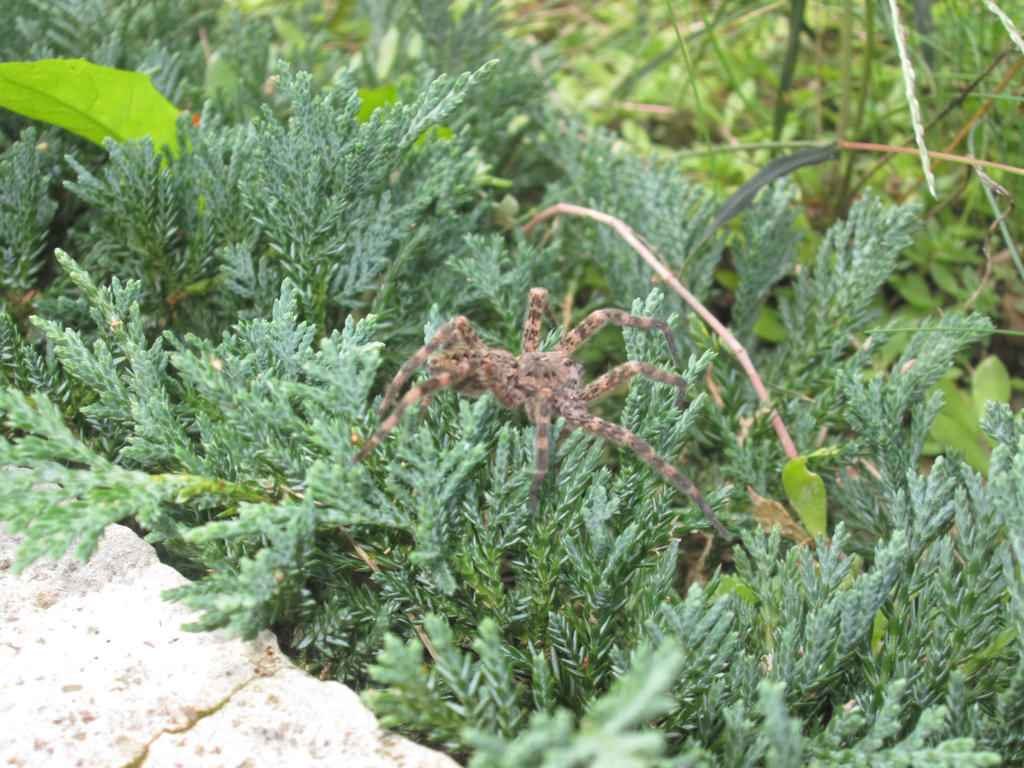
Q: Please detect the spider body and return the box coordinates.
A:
[355,288,731,540]
[429,347,526,406]
[433,348,586,415]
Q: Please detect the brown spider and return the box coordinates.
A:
[354,288,731,540]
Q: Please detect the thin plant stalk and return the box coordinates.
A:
[838,139,1024,177]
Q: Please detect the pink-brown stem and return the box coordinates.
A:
[521,202,798,460]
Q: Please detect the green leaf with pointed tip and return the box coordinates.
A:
[0,59,180,153]
[925,370,991,472]
[889,272,941,310]
[716,574,758,603]
[929,411,989,473]
[972,355,1011,413]
[357,84,399,122]
[937,371,979,433]
[781,456,827,538]
[871,609,888,652]
[753,305,786,342]
[714,269,739,290]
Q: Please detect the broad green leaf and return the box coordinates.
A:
[929,261,961,297]
[960,626,1017,674]
[781,456,827,538]
[929,411,989,473]
[357,84,399,122]
[0,59,180,153]
[715,574,757,603]
[925,369,991,472]
[937,372,979,433]
[889,272,941,310]
[415,125,454,145]
[972,355,1011,413]
[752,306,786,342]
[714,269,739,291]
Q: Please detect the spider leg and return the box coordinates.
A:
[379,316,483,414]
[580,361,689,409]
[564,411,732,541]
[528,393,554,510]
[521,287,550,354]
[354,364,471,463]
[555,308,683,369]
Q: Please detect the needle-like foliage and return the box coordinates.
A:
[0,2,1020,766]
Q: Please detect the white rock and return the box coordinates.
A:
[0,523,459,768]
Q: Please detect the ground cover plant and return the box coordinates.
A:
[1,1,1022,766]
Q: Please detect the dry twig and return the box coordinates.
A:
[522,202,798,460]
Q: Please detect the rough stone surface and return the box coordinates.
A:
[0,523,459,768]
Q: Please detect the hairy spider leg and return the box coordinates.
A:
[354,364,472,463]
[379,316,483,414]
[520,287,550,354]
[564,411,732,541]
[555,308,684,370]
[580,361,689,410]
[528,393,554,509]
